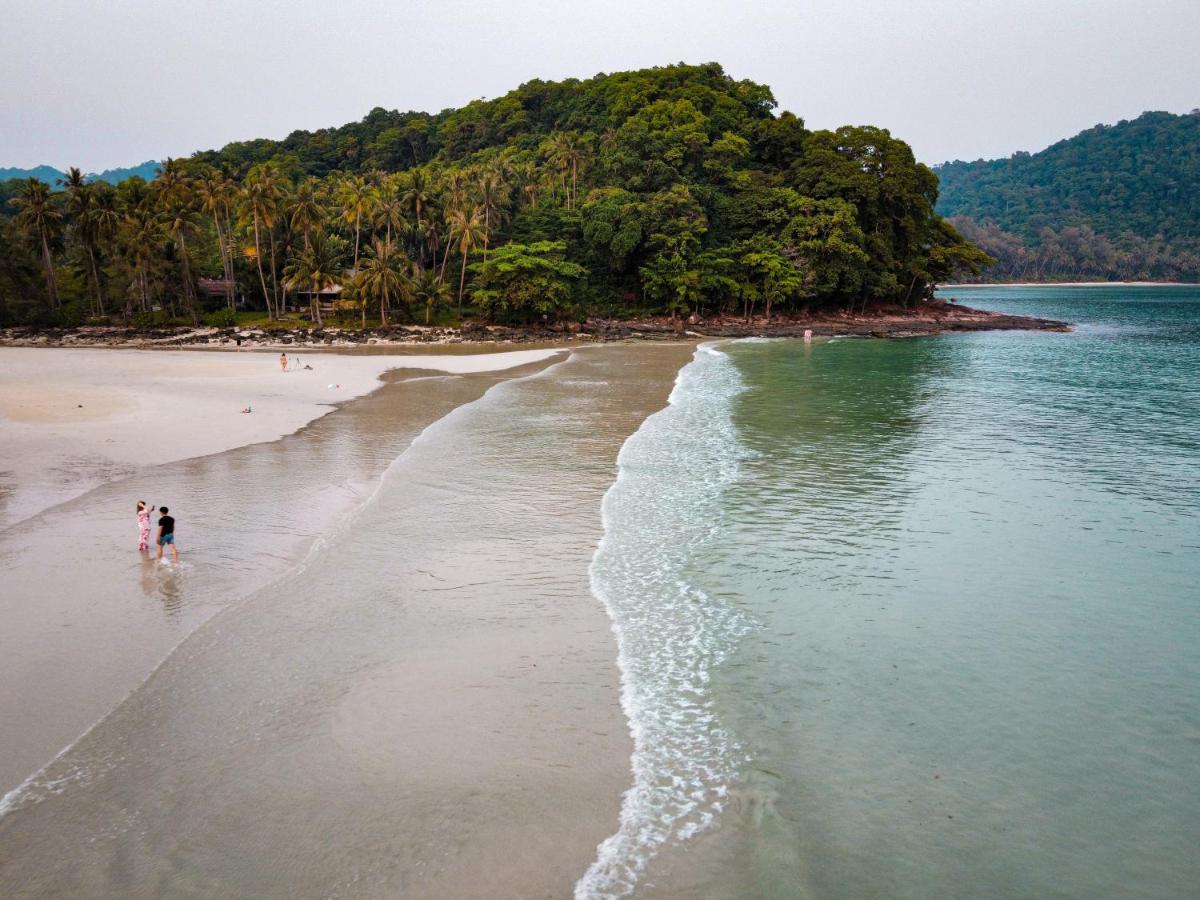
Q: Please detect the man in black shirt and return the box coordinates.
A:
[156,506,179,562]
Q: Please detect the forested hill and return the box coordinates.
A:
[0,162,161,187]
[1,63,988,327]
[935,111,1200,281]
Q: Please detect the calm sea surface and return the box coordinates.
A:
[587,286,1200,898]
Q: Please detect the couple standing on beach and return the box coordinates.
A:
[137,501,178,561]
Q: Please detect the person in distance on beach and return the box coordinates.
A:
[156,506,179,563]
[280,351,288,372]
[136,500,154,551]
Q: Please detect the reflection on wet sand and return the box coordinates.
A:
[139,556,184,617]
[0,343,693,899]
[0,358,562,796]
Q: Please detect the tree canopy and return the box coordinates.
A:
[0,62,988,326]
[936,110,1200,281]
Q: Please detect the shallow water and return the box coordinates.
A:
[586,286,1200,898]
[0,344,693,898]
[3,287,1198,897]
[0,362,557,796]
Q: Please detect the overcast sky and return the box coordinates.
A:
[2,0,1197,172]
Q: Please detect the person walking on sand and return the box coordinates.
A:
[280,351,288,372]
[136,500,154,551]
[156,506,179,562]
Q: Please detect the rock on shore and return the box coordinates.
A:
[0,300,1069,349]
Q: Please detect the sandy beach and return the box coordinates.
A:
[0,345,563,529]
[0,341,695,897]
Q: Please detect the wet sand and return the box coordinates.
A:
[0,355,565,798]
[0,345,564,529]
[0,343,694,897]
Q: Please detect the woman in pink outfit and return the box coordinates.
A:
[137,500,154,551]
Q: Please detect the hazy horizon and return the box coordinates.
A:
[3,0,1197,172]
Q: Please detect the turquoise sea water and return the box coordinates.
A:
[587,286,1200,898]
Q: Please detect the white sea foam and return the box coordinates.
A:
[576,343,755,899]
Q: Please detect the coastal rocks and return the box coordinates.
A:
[0,300,1071,350]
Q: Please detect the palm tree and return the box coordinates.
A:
[445,168,471,215]
[475,167,508,264]
[402,171,432,229]
[114,177,159,316]
[284,233,343,329]
[420,202,444,278]
[290,177,324,251]
[546,131,587,208]
[372,191,407,247]
[12,178,63,309]
[197,167,237,310]
[447,205,484,316]
[120,210,159,315]
[338,175,376,273]
[61,168,109,316]
[355,238,407,327]
[155,158,199,322]
[412,267,451,325]
[400,171,434,267]
[513,161,540,210]
[241,166,284,318]
[90,183,121,314]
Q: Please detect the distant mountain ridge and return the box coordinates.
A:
[0,161,160,187]
[934,110,1200,281]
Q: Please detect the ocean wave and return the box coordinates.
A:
[577,343,755,899]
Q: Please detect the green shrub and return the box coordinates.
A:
[204,308,237,327]
[132,309,173,329]
[56,301,87,328]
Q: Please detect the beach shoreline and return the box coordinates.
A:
[0,350,575,797]
[0,343,695,897]
[0,345,565,530]
[0,299,1070,353]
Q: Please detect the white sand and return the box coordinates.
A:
[0,346,564,528]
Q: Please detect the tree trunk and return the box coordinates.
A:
[213,212,236,311]
[40,233,59,309]
[458,249,469,317]
[178,232,198,325]
[252,217,274,319]
[903,274,919,310]
[425,300,432,325]
[353,213,361,272]
[268,230,281,313]
[438,237,452,284]
[483,206,490,264]
[87,244,105,317]
[571,158,578,209]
